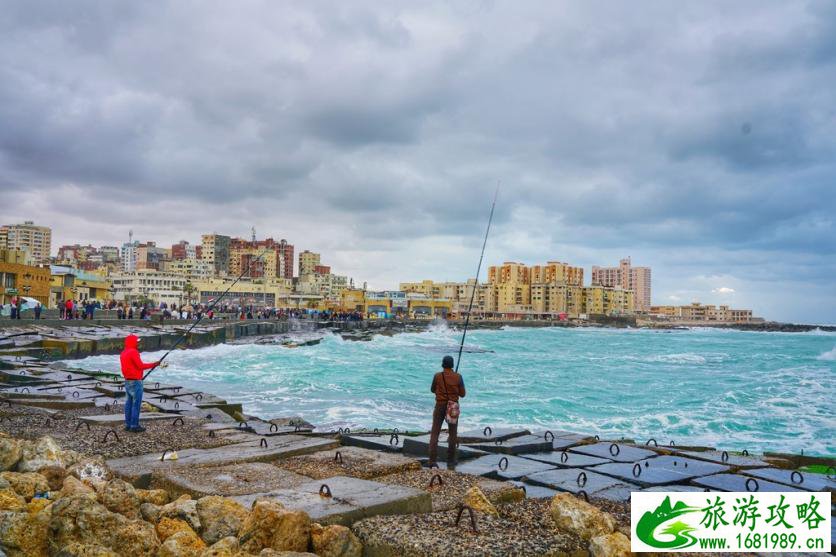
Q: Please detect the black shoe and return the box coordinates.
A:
[130,426,146,433]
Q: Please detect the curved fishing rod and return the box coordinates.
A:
[143,245,273,380]
[456,185,499,372]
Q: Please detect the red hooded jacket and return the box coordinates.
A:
[120,335,157,380]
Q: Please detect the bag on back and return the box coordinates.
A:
[439,372,460,425]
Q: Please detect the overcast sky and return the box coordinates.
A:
[1,1,834,323]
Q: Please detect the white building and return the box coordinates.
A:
[120,241,139,272]
[110,270,187,306]
[164,258,212,281]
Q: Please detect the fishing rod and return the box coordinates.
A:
[456,185,499,372]
[143,245,273,380]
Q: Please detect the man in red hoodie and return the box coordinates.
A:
[120,335,160,432]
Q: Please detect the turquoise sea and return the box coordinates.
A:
[71,325,836,456]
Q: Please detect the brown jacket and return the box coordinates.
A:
[431,369,466,404]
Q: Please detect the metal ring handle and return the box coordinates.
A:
[74,421,90,431]
[270,423,279,432]
[454,505,478,533]
[745,477,759,492]
[172,417,184,427]
[609,443,620,457]
[633,463,642,477]
[544,430,554,442]
[154,382,160,389]
[194,393,203,401]
[669,440,675,446]
[72,391,80,398]
[334,451,343,464]
[238,421,249,429]
[20,387,30,394]
[429,473,443,488]
[389,433,399,446]
[790,471,803,484]
[483,426,492,437]
[594,434,600,441]
[742,449,749,456]
[646,438,658,447]
[260,438,268,448]
[721,450,729,463]
[208,430,216,438]
[319,484,332,498]
[495,439,503,446]
[174,401,179,409]
[498,457,509,471]
[102,429,120,443]
[560,451,569,463]
[577,471,587,487]
[576,490,590,502]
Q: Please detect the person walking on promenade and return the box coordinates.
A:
[33,301,41,320]
[428,355,466,469]
[65,299,73,320]
[119,334,160,433]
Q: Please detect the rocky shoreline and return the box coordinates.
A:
[1,328,834,556]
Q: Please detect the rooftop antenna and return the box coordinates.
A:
[251,226,256,242]
[128,229,133,244]
[456,184,499,373]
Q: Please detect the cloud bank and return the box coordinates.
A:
[1,1,834,322]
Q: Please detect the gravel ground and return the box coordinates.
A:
[0,404,234,459]
[376,468,525,511]
[353,499,585,557]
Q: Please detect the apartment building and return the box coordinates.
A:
[0,221,52,265]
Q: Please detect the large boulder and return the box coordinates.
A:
[17,437,64,473]
[136,488,169,506]
[159,495,201,532]
[237,500,311,554]
[27,498,51,516]
[589,531,633,557]
[0,489,26,512]
[0,438,22,472]
[59,476,96,499]
[0,509,50,557]
[0,472,50,501]
[461,486,499,517]
[550,493,615,541]
[97,479,140,519]
[67,456,113,488]
[48,494,160,557]
[311,522,362,557]
[196,495,249,546]
[200,536,239,556]
[157,517,196,542]
[37,466,68,491]
[53,542,120,556]
[159,530,207,557]
[140,502,161,523]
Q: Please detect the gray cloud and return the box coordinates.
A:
[0,0,834,322]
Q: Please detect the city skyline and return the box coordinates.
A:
[1,2,834,323]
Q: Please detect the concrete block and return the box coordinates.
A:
[152,462,309,498]
[743,468,835,492]
[465,434,553,455]
[570,442,657,462]
[521,451,610,468]
[676,450,770,468]
[341,434,404,453]
[588,456,729,486]
[232,476,432,526]
[454,453,556,480]
[457,427,531,443]
[524,467,639,498]
[108,436,339,487]
[694,473,806,493]
[402,435,488,460]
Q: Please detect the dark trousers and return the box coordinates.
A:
[428,403,458,465]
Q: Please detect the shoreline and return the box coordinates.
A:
[1,326,834,556]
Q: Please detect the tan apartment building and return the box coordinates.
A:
[592,256,651,312]
[650,303,754,323]
[201,234,231,276]
[0,221,52,265]
[531,261,584,287]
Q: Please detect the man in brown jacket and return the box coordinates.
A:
[428,355,466,468]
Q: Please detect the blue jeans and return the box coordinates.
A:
[124,380,143,429]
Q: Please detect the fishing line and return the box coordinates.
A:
[456,184,499,372]
[143,244,273,380]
